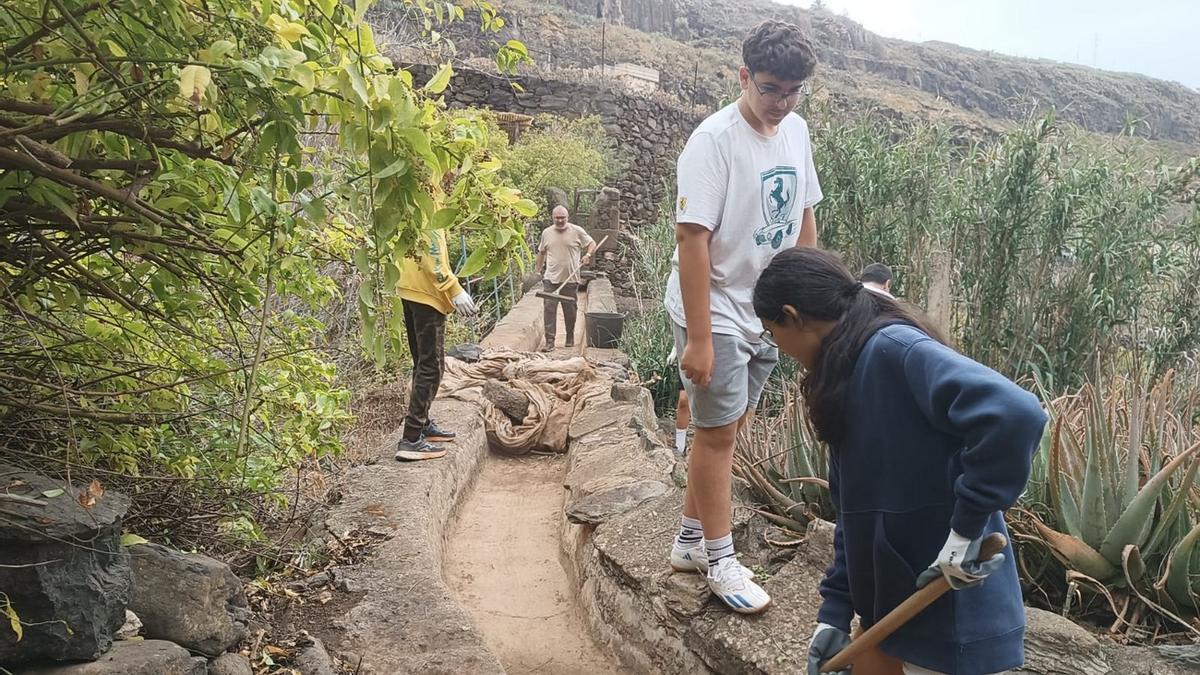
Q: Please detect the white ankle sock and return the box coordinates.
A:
[705,533,735,564]
[675,429,687,455]
[674,515,703,549]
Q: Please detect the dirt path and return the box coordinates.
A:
[446,454,624,675]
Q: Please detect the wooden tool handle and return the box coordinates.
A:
[550,235,609,293]
[820,533,1007,672]
[585,235,610,262]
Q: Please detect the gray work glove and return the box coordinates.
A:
[807,623,852,675]
[915,529,1006,590]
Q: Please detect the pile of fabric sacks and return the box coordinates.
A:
[438,349,626,455]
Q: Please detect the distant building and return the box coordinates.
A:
[603,62,659,94]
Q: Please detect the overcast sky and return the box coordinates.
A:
[781,0,1199,91]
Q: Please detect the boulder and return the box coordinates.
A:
[1100,643,1200,675]
[126,543,248,656]
[446,343,482,363]
[113,610,141,641]
[1015,608,1110,674]
[544,187,569,213]
[589,187,622,231]
[207,652,253,675]
[17,639,205,675]
[294,633,337,675]
[566,479,670,525]
[610,382,653,406]
[0,467,131,664]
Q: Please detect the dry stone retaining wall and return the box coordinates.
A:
[405,63,704,229]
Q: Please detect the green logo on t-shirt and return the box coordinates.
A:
[756,166,798,249]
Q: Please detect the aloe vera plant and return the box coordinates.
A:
[734,382,832,534]
[1019,369,1200,632]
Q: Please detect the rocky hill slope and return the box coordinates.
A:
[436,0,1199,152]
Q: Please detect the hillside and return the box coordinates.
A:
[435,0,1199,154]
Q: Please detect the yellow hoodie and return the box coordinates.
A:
[397,228,463,315]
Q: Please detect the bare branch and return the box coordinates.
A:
[3,2,105,59]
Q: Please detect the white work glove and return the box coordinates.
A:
[915,530,1005,590]
[806,623,851,675]
[451,290,477,317]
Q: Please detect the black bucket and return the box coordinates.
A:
[585,312,625,348]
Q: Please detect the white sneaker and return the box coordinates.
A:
[671,545,757,577]
[670,543,709,573]
[707,557,771,614]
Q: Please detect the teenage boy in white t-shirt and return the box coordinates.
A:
[666,19,822,615]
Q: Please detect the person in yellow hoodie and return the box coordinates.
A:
[395,225,478,461]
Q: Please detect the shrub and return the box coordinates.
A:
[496,114,625,207]
[812,108,1200,387]
[0,0,532,555]
[619,211,679,416]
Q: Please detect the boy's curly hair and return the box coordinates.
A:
[742,20,817,81]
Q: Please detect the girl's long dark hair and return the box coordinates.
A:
[753,248,947,446]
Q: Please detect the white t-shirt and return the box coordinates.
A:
[664,102,823,341]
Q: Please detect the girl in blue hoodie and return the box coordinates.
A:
[752,248,1047,675]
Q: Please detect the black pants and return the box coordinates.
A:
[542,280,578,346]
[402,300,446,442]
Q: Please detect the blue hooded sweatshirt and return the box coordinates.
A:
[815,324,1047,675]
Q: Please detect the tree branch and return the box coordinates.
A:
[0,397,159,424]
[29,229,160,318]
[0,146,231,255]
[48,0,126,87]
[3,2,105,59]
[71,158,160,173]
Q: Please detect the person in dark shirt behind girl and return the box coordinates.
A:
[752,248,1047,675]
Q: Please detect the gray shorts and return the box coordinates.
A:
[671,321,779,428]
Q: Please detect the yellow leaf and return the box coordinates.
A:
[267,13,309,44]
[356,23,379,57]
[31,71,51,98]
[2,595,21,642]
[292,63,316,95]
[103,40,126,58]
[201,111,220,133]
[354,0,374,23]
[423,63,453,94]
[72,68,89,95]
[177,65,212,103]
[120,533,149,547]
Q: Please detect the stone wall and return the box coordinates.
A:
[405,63,704,230]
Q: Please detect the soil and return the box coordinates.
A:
[446,454,625,675]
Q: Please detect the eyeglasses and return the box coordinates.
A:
[759,328,778,348]
[748,73,812,106]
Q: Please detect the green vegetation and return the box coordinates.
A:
[445,111,621,338]
[813,108,1200,386]
[0,0,531,556]
[1014,370,1200,637]
[495,113,624,205]
[620,205,679,415]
